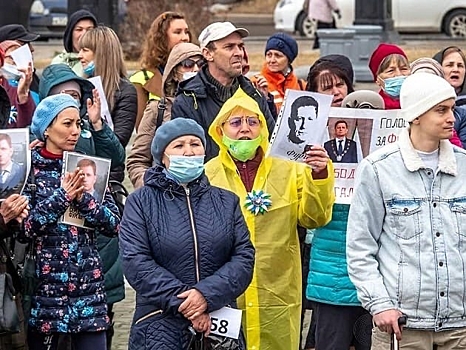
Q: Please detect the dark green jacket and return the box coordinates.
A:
[39,64,126,304]
[39,64,126,169]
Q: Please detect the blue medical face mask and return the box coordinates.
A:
[165,155,205,184]
[383,76,406,98]
[83,61,95,77]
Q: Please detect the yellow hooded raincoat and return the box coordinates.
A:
[205,88,335,350]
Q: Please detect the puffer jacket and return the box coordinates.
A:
[308,0,339,23]
[306,204,359,306]
[119,166,255,350]
[22,149,121,333]
[39,63,126,170]
[127,42,202,189]
[171,66,276,161]
[110,77,137,182]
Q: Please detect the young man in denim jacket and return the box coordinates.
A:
[347,73,466,349]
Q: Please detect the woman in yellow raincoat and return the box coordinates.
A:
[205,88,335,350]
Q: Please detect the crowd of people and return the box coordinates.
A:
[0,5,465,350]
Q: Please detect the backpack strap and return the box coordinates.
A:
[156,97,167,130]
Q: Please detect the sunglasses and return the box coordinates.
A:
[224,116,261,128]
[180,58,205,69]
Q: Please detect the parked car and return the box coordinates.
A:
[29,0,68,39]
[274,0,466,38]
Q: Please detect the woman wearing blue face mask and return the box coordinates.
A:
[119,117,255,350]
[369,43,411,109]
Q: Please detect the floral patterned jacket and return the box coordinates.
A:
[23,149,120,334]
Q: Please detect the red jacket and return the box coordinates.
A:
[0,79,35,128]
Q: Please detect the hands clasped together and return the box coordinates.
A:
[178,289,211,336]
[62,168,85,202]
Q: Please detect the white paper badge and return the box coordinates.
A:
[209,307,242,339]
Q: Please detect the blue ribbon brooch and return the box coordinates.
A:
[245,190,272,215]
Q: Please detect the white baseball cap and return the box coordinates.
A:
[198,22,249,49]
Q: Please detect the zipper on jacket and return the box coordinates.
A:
[134,310,162,325]
[185,187,201,283]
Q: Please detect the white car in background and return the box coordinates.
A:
[274,0,466,38]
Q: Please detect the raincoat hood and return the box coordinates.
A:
[161,42,202,96]
[208,88,270,157]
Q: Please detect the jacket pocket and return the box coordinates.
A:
[134,310,162,325]
[387,200,422,239]
[450,201,466,237]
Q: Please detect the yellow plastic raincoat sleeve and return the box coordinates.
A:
[297,161,335,229]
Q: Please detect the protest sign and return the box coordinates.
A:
[267,89,333,162]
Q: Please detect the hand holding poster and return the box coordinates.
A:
[60,152,111,229]
[267,89,333,162]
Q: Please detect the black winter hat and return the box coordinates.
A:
[0,24,39,43]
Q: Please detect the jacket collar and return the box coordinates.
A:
[398,127,457,175]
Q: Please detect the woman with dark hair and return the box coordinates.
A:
[433,46,466,107]
[130,12,190,131]
[306,56,354,107]
[24,94,120,350]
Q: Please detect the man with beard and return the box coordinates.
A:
[171,21,276,160]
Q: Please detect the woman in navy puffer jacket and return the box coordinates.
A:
[119,118,255,349]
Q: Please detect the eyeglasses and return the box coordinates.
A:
[224,116,261,128]
[180,58,205,69]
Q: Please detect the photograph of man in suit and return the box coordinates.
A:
[288,95,319,145]
[324,120,358,163]
[77,158,102,202]
[0,133,26,198]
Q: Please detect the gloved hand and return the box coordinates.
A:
[335,9,342,19]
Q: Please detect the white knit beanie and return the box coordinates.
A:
[400,73,456,122]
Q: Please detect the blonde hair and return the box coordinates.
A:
[79,26,127,111]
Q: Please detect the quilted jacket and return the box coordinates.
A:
[119,166,255,349]
[23,149,121,334]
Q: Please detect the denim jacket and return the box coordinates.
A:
[347,128,466,331]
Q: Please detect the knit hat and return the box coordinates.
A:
[0,40,21,55]
[49,81,82,98]
[265,32,298,63]
[369,43,407,80]
[31,94,79,141]
[151,118,206,165]
[400,73,456,122]
[410,57,444,78]
[0,48,3,67]
[342,90,385,109]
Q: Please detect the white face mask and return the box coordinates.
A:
[182,72,197,81]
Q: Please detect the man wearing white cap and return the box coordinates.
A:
[171,21,276,161]
[347,72,466,348]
